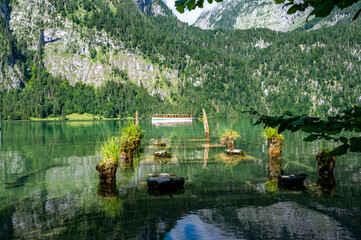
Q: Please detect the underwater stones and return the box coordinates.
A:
[147,177,185,191]
[225,149,245,156]
[153,140,166,146]
[154,150,171,158]
[278,171,308,188]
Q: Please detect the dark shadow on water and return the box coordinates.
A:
[147,187,185,197]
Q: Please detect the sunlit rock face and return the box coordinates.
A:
[194,0,311,32]
[193,0,359,32]
[4,0,178,99]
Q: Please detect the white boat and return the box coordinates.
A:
[152,114,193,121]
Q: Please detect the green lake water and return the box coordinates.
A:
[0,119,361,239]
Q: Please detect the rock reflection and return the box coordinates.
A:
[317,174,337,196]
[147,187,185,197]
[268,155,282,182]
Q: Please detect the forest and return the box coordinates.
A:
[1,0,361,119]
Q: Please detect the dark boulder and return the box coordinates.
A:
[278,170,308,188]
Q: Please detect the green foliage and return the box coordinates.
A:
[98,137,121,163]
[1,0,361,121]
[120,122,145,152]
[254,106,361,156]
[220,129,240,144]
[89,47,97,59]
[320,148,332,153]
[262,127,284,140]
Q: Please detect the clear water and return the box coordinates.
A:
[0,119,361,239]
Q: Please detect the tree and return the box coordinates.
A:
[175,0,361,20]
[175,0,361,156]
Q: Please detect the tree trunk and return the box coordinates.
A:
[202,108,210,141]
[120,151,134,168]
[316,152,336,176]
[135,110,139,125]
[267,136,283,181]
[96,161,117,184]
[225,141,235,150]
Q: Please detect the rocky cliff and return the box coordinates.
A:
[3,0,178,100]
[194,0,360,31]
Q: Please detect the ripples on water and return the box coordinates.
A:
[0,119,361,239]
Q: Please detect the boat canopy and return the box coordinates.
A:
[153,114,192,118]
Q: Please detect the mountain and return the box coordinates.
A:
[194,0,361,31]
[0,0,361,120]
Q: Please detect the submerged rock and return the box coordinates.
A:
[154,150,171,158]
[278,171,308,188]
[225,149,245,156]
[153,140,166,146]
[147,177,185,191]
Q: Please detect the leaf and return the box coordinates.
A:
[326,128,342,135]
[176,5,186,13]
[350,137,361,152]
[283,111,294,117]
[274,0,286,4]
[353,8,361,21]
[175,0,188,7]
[300,124,317,133]
[339,136,348,144]
[278,123,288,133]
[303,134,318,142]
[287,5,301,14]
[336,0,358,9]
[327,144,350,157]
[307,0,335,21]
[186,0,196,11]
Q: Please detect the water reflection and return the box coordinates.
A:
[1,120,361,239]
[165,214,238,240]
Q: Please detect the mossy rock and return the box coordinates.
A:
[154,151,172,158]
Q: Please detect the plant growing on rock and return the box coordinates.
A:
[263,127,284,155]
[119,122,145,164]
[220,129,240,150]
[96,137,122,183]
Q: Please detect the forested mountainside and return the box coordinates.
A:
[0,0,361,120]
[194,0,361,32]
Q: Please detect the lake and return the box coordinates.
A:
[1,119,361,239]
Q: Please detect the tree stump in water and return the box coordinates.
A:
[120,151,134,168]
[316,152,336,176]
[267,136,283,181]
[202,108,210,141]
[225,141,235,150]
[96,158,118,184]
[317,173,337,195]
